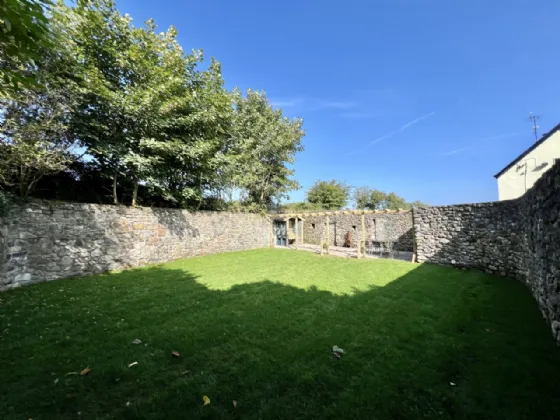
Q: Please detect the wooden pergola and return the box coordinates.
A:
[270,215,306,249]
[269,208,410,257]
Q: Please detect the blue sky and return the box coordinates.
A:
[117,0,560,205]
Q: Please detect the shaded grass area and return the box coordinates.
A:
[1,248,560,419]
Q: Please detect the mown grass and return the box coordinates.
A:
[1,248,559,419]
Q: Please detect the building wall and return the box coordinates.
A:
[0,201,271,290]
[497,130,560,200]
[414,160,560,341]
[303,212,413,251]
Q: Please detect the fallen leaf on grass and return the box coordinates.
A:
[450,382,456,386]
[202,395,211,406]
[172,351,180,358]
[233,400,237,408]
[128,361,139,368]
[132,339,142,345]
[180,370,190,375]
[65,372,78,376]
[80,367,91,376]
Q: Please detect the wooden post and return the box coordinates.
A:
[301,220,304,244]
[361,214,366,258]
[295,217,299,249]
[325,215,330,254]
[270,220,274,247]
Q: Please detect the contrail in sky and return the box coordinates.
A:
[370,111,436,145]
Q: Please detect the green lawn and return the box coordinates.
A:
[1,248,560,419]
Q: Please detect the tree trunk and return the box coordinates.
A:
[196,178,203,210]
[113,167,118,205]
[19,166,26,197]
[132,180,138,207]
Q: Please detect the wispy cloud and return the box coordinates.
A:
[270,97,357,110]
[314,100,356,110]
[344,110,436,157]
[270,97,304,108]
[339,111,382,119]
[439,131,525,157]
[480,131,525,142]
[441,147,469,156]
[370,111,436,145]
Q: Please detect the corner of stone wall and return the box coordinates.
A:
[411,161,560,343]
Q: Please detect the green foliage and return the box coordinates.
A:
[409,200,430,208]
[0,5,79,197]
[0,140,71,197]
[354,187,388,210]
[307,179,350,210]
[0,190,8,216]
[385,191,409,210]
[227,89,304,207]
[0,0,53,97]
[354,187,429,210]
[280,201,326,212]
[0,0,304,209]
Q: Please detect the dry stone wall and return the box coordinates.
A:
[0,201,270,290]
[414,161,560,341]
[413,201,525,277]
[303,212,413,251]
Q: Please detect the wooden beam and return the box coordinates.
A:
[270,208,412,219]
[295,217,299,249]
[301,220,304,244]
[361,214,366,258]
[326,215,330,254]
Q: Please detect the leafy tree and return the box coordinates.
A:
[67,1,234,207]
[385,192,409,210]
[0,2,80,197]
[354,187,387,210]
[0,140,71,197]
[409,200,430,208]
[353,186,426,210]
[307,180,349,210]
[65,0,136,204]
[0,0,305,210]
[143,56,232,208]
[0,0,53,97]
[280,201,325,212]
[227,89,304,209]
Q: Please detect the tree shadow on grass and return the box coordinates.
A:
[1,263,560,420]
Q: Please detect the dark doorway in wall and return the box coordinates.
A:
[273,221,287,246]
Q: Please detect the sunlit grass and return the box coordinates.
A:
[1,249,559,419]
[169,248,415,293]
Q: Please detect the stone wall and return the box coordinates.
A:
[413,161,560,341]
[413,201,525,277]
[303,212,413,251]
[0,201,271,290]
